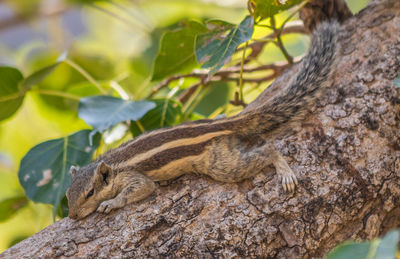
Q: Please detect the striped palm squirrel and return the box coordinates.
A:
[67,21,339,220]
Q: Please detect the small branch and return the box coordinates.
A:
[223,74,279,84]
[237,23,306,61]
[149,62,292,98]
[271,16,293,64]
[176,63,288,107]
[178,82,204,104]
[238,42,249,103]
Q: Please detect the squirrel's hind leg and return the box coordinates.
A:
[204,137,298,191]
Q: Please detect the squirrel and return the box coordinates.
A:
[66,21,340,220]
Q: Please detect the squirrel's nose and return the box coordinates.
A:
[68,212,78,220]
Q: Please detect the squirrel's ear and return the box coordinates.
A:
[70,166,79,178]
[95,161,114,185]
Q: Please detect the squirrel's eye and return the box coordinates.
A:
[86,189,94,199]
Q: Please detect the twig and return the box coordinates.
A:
[149,62,291,98]
[238,41,248,103]
[178,82,204,104]
[271,16,293,64]
[34,89,81,100]
[237,23,306,61]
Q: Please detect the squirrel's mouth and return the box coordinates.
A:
[68,207,93,220]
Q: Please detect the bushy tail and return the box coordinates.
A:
[239,21,340,135]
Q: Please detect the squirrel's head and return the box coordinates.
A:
[66,161,116,220]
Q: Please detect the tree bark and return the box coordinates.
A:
[2,0,400,258]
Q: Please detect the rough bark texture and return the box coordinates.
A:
[2,0,400,258]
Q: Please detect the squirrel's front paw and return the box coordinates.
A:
[97,199,120,214]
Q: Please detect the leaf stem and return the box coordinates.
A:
[366,239,379,259]
[64,59,107,95]
[0,92,22,102]
[33,89,81,101]
[239,41,248,103]
[182,84,205,120]
[184,86,208,119]
[134,120,146,134]
[109,80,130,100]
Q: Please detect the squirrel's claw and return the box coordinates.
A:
[281,174,297,192]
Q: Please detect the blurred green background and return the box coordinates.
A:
[0,0,369,252]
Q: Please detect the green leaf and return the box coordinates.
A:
[327,242,370,259]
[18,130,100,214]
[20,63,62,91]
[151,20,207,81]
[56,195,69,219]
[0,196,28,222]
[394,75,400,87]
[327,230,399,259]
[250,0,303,19]
[375,230,399,259]
[195,16,254,74]
[194,81,232,116]
[78,96,156,134]
[130,98,183,136]
[0,66,25,121]
[20,52,67,91]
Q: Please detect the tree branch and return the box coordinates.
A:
[2,0,400,258]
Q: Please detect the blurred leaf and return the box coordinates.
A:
[189,112,206,121]
[0,66,25,121]
[71,54,115,80]
[56,195,69,219]
[18,130,100,216]
[376,230,399,259]
[394,75,400,88]
[66,81,102,97]
[20,52,67,91]
[7,235,31,249]
[194,82,232,117]
[195,16,254,74]
[4,0,41,17]
[67,0,107,4]
[327,242,370,259]
[152,20,207,81]
[78,96,156,135]
[25,53,79,110]
[327,230,399,259]
[249,0,303,19]
[20,63,61,91]
[0,196,28,222]
[130,98,183,136]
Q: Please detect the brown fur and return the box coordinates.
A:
[66,21,340,220]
